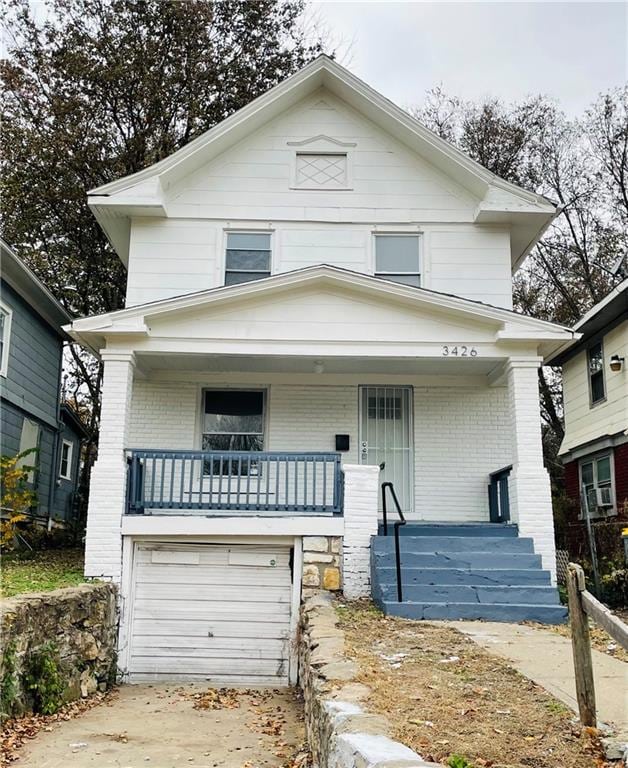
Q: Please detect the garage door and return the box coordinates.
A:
[128,542,293,685]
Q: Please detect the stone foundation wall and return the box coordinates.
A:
[298,592,439,768]
[302,536,342,597]
[0,583,118,717]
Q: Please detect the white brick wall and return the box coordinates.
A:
[342,464,380,599]
[128,380,198,449]
[414,386,511,521]
[267,385,358,462]
[85,353,135,581]
[506,360,557,580]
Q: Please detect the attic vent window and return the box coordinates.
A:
[295,153,348,189]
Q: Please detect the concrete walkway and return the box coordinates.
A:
[15,684,305,768]
[450,621,627,734]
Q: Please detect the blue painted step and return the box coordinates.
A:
[373,536,535,553]
[372,551,542,569]
[375,567,551,586]
[374,583,561,605]
[382,523,519,538]
[379,600,567,624]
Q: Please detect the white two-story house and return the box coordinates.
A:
[67,57,576,685]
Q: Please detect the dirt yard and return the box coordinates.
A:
[337,601,616,768]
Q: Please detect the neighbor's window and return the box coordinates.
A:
[0,303,12,377]
[580,454,614,518]
[202,390,265,475]
[225,232,271,286]
[295,152,348,189]
[587,341,605,405]
[17,417,40,484]
[374,235,421,287]
[59,440,73,481]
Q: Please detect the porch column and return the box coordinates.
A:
[506,358,557,582]
[84,351,135,582]
[342,464,380,599]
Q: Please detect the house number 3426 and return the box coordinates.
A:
[442,345,478,357]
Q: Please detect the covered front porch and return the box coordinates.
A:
[67,266,575,585]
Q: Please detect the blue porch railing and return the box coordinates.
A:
[126,449,343,516]
[488,464,512,523]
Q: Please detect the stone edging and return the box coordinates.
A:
[298,592,439,768]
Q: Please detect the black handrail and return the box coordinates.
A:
[381,481,407,602]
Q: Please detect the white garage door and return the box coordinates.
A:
[128,542,293,685]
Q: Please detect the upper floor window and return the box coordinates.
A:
[0,302,12,377]
[374,235,421,287]
[59,439,74,481]
[587,341,605,405]
[295,152,348,189]
[225,232,271,286]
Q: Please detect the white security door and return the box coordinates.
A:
[128,542,293,685]
[359,386,413,515]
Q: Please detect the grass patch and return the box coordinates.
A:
[337,600,609,768]
[0,549,85,598]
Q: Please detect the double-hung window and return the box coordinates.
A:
[202,389,265,475]
[374,235,421,287]
[59,440,73,481]
[580,454,614,517]
[0,302,12,377]
[225,232,271,286]
[587,341,605,405]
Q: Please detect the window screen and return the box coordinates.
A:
[225,233,271,286]
[374,235,421,287]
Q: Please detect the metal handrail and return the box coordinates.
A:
[381,481,407,602]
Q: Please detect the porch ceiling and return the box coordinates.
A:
[135,352,499,376]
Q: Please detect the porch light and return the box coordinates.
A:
[313,360,325,374]
[610,355,624,372]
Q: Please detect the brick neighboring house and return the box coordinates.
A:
[66,57,577,685]
[547,278,628,558]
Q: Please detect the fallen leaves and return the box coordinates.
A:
[1,690,115,765]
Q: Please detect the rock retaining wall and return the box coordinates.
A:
[302,536,342,597]
[0,583,118,717]
[298,592,439,768]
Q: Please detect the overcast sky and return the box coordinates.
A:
[312,1,627,116]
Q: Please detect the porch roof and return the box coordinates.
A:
[65,265,578,361]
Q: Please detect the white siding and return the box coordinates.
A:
[561,320,628,454]
[124,90,514,309]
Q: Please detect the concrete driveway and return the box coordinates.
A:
[15,684,307,768]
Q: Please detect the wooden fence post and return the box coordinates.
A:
[566,563,596,727]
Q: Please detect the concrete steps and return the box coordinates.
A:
[371,523,566,624]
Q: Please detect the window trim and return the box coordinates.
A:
[0,301,13,377]
[373,233,422,287]
[223,230,273,286]
[578,451,616,519]
[59,439,74,481]
[587,339,606,407]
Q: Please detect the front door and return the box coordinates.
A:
[359,386,413,515]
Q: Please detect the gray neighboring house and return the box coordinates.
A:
[0,239,85,528]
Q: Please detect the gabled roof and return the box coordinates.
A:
[65,264,577,358]
[546,278,628,365]
[88,55,557,270]
[0,239,72,335]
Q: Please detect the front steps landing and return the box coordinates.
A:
[371,523,566,624]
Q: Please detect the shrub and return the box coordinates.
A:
[23,642,64,715]
[1,450,38,550]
